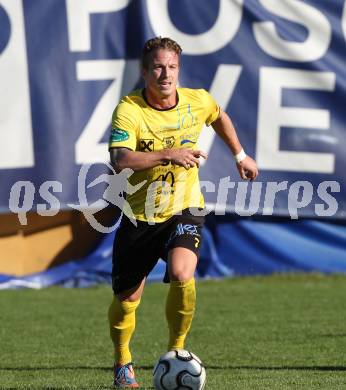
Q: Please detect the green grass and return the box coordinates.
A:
[1,274,346,389]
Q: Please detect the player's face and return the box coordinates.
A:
[142,49,180,99]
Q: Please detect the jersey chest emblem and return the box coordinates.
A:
[162,136,175,149]
[139,139,154,152]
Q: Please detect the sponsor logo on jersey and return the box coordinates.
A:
[139,139,154,152]
[162,136,175,149]
[153,171,175,186]
[110,128,129,142]
[160,123,180,131]
[165,223,201,248]
[180,139,196,145]
[178,223,199,235]
[152,171,175,197]
[180,130,199,146]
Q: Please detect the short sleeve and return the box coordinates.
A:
[202,89,220,126]
[108,101,139,150]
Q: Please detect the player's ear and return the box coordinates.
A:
[141,66,147,79]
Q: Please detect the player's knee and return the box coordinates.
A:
[169,268,194,281]
[118,294,140,303]
[117,289,143,302]
[117,278,145,301]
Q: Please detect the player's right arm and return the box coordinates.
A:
[110,147,207,172]
[109,98,206,172]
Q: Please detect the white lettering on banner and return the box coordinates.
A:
[199,64,242,165]
[37,181,62,217]
[235,182,263,216]
[253,0,331,62]
[66,0,130,52]
[342,1,346,43]
[75,59,138,164]
[9,180,63,223]
[315,181,340,217]
[8,181,35,225]
[9,173,341,226]
[288,181,313,219]
[215,176,235,215]
[200,180,216,196]
[146,0,243,55]
[256,67,336,173]
[262,181,288,215]
[0,0,34,169]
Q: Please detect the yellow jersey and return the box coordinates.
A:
[109,88,220,223]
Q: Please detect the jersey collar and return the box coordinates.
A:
[142,88,179,111]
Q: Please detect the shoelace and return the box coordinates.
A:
[116,363,134,382]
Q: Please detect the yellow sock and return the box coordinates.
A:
[108,296,140,365]
[166,278,196,351]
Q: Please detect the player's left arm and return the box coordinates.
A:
[211,110,259,180]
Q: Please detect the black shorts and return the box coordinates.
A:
[112,208,204,294]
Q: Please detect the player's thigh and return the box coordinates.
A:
[167,247,197,281]
[112,218,160,295]
[165,210,204,281]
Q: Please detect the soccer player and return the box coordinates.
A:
[108,37,258,388]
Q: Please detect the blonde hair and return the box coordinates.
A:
[142,37,182,69]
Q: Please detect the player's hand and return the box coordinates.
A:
[236,156,258,181]
[169,148,207,169]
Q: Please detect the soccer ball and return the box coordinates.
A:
[153,349,206,390]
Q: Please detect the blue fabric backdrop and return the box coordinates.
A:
[0,0,345,218]
[1,215,345,289]
[0,1,345,288]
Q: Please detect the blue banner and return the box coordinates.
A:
[1,0,345,219]
[1,216,345,289]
